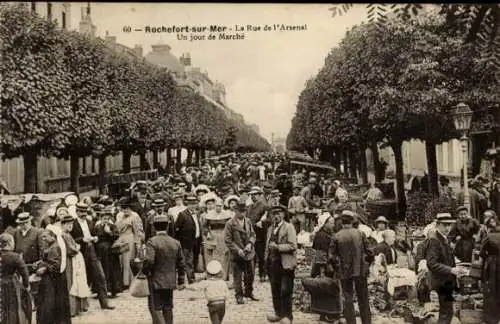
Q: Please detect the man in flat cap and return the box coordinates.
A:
[327,210,373,324]
[426,213,467,324]
[70,202,114,309]
[144,214,186,324]
[265,205,297,324]
[247,186,270,282]
[174,195,203,284]
[224,197,258,304]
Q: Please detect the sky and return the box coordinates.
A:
[68,3,369,141]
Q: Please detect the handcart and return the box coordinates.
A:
[302,276,343,323]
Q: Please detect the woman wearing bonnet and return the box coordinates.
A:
[0,232,32,324]
[311,212,335,278]
[36,229,71,324]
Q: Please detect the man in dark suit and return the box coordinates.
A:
[13,212,44,267]
[426,213,467,324]
[247,186,270,282]
[174,195,202,284]
[144,214,186,324]
[375,229,398,265]
[70,202,114,309]
[224,197,258,304]
[265,205,297,324]
[328,210,373,324]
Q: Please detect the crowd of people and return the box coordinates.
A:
[1,152,500,324]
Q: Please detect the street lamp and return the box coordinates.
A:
[452,102,473,212]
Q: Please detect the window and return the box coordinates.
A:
[31,2,36,13]
[47,3,52,20]
[61,11,66,29]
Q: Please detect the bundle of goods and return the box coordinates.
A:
[292,270,311,312]
[302,276,342,320]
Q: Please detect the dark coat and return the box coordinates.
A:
[480,231,500,324]
[247,200,269,242]
[174,209,201,249]
[264,221,297,270]
[425,231,457,292]
[375,242,398,265]
[448,217,480,263]
[224,214,256,261]
[144,232,185,290]
[13,227,44,265]
[328,227,373,279]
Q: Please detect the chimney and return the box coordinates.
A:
[133,45,143,57]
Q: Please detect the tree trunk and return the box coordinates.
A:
[360,148,369,184]
[98,155,107,194]
[70,155,80,194]
[23,150,38,193]
[195,148,201,166]
[176,148,182,171]
[391,141,407,219]
[306,148,314,157]
[333,147,341,175]
[122,149,131,174]
[370,141,383,182]
[152,150,159,168]
[186,149,194,165]
[349,150,357,180]
[425,141,440,197]
[201,148,206,161]
[82,156,87,175]
[139,151,147,171]
[91,157,96,174]
[166,148,172,173]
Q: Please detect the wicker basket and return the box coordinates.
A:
[458,309,483,324]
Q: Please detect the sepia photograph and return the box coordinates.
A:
[1,2,500,324]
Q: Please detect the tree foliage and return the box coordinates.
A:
[0,4,269,162]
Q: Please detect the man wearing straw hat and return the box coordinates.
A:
[13,212,44,271]
[144,214,186,324]
[426,212,467,324]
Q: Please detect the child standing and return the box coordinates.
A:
[202,260,229,324]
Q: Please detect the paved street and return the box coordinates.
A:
[72,277,322,324]
[71,275,404,324]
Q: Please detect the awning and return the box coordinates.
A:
[290,160,335,170]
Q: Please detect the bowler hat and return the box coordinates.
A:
[16,212,32,224]
[340,210,355,221]
[185,195,198,204]
[153,214,170,223]
[118,197,131,207]
[270,205,287,214]
[75,202,89,213]
[151,198,167,208]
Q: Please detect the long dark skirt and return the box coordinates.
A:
[455,238,475,262]
[36,272,71,324]
[1,276,32,324]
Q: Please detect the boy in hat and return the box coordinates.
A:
[145,198,168,240]
[288,184,308,234]
[197,260,229,324]
[144,214,186,324]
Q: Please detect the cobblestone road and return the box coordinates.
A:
[71,275,404,324]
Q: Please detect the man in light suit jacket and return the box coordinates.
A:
[144,214,186,324]
[224,197,258,304]
[264,205,297,324]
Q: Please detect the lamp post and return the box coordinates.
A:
[452,103,473,212]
